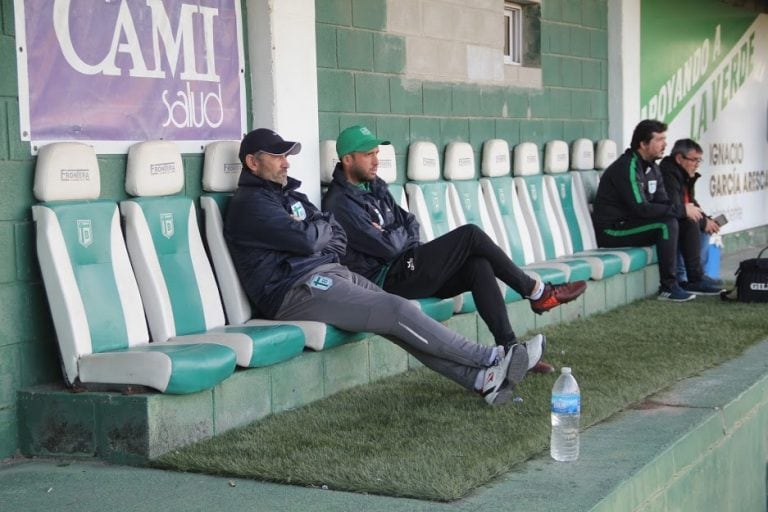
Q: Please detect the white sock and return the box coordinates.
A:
[474,370,486,390]
[486,346,500,366]
[528,280,545,300]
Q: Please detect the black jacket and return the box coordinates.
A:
[659,156,708,230]
[592,148,683,228]
[224,170,346,318]
[322,164,420,282]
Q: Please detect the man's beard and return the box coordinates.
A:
[354,167,374,183]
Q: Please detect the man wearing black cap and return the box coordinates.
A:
[322,125,589,374]
[225,128,533,406]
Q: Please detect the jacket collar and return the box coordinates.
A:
[628,148,657,168]
[660,156,701,184]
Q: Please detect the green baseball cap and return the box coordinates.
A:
[336,125,390,158]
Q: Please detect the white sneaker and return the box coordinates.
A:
[482,344,528,405]
[523,334,546,371]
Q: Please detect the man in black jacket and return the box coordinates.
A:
[225,128,534,405]
[322,125,587,374]
[659,139,723,287]
[592,120,722,301]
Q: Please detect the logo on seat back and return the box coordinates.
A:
[160,213,174,238]
[77,219,93,247]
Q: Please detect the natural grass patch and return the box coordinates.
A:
[153,296,767,501]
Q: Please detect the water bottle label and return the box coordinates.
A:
[552,393,580,414]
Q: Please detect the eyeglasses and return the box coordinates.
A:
[682,156,703,164]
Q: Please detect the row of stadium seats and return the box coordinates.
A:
[32,135,654,395]
[33,142,356,395]
[32,139,457,395]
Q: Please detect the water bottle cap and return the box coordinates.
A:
[561,367,572,374]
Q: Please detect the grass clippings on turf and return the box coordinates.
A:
[153,296,767,502]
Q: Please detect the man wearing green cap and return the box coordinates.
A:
[323,125,589,373]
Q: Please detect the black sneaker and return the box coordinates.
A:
[658,284,696,302]
[684,280,725,295]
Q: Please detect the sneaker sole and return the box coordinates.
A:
[685,289,725,296]
[506,344,529,385]
[657,293,696,302]
[488,345,529,406]
[524,334,545,371]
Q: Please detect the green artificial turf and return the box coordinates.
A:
[153,296,767,502]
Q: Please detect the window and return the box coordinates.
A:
[504,3,523,65]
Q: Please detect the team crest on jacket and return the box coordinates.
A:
[648,180,657,194]
[291,201,307,220]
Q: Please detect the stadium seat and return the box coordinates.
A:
[405,141,470,313]
[595,138,618,170]
[479,139,570,287]
[560,139,655,270]
[512,142,594,281]
[443,141,524,302]
[32,142,236,393]
[570,138,600,205]
[542,141,627,278]
[120,140,306,366]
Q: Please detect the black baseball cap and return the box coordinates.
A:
[238,128,302,165]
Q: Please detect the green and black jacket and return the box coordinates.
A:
[592,148,684,229]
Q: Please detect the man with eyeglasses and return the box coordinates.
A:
[659,139,724,289]
[592,120,723,301]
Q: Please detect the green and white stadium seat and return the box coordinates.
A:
[552,139,655,271]
[543,141,630,276]
[479,139,570,287]
[595,138,619,171]
[512,142,594,281]
[570,138,600,206]
[443,141,523,303]
[317,140,454,322]
[120,141,306,367]
[32,142,236,393]
[405,141,471,313]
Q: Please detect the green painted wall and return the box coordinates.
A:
[315,0,609,181]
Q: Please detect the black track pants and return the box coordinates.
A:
[383,224,537,345]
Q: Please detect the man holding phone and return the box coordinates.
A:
[659,138,724,288]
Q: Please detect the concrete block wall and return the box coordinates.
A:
[316,0,609,181]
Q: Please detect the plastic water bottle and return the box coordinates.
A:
[550,367,580,462]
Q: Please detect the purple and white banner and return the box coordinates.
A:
[15,0,246,154]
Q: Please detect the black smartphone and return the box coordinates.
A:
[712,214,728,227]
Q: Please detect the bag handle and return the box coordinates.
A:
[758,245,768,260]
